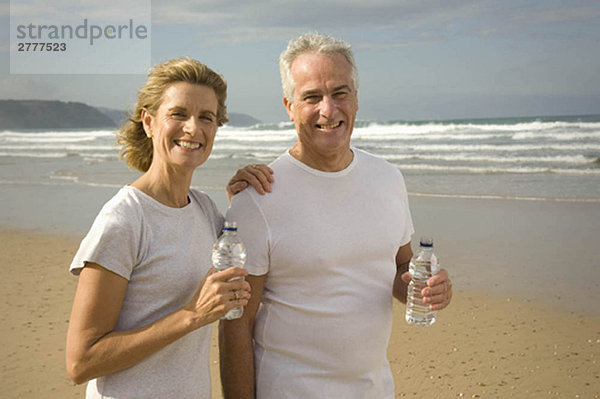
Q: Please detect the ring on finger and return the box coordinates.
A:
[233,290,239,300]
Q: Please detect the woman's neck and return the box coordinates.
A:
[131,164,193,208]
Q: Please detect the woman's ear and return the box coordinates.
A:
[141,108,153,138]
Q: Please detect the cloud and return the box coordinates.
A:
[149,0,600,47]
[7,0,150,23]
[471,2,600,38]
[151,0,485,44]
[8,1,598,50]
[508,3,600,25]
[0,76,59,100]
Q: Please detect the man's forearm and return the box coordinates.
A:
[394,242,413,303]
[393,260,410,303]
[219,320,256,399]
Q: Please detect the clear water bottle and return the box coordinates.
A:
[405,237,439,326]
[212,221,247,320]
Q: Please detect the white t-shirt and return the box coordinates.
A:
[227,148,414,398]
[70,185,224,399]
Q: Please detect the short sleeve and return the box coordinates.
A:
[190,189,225,236]
[226,190,270,276]
[69,199,142,280]
[395,169,414,246]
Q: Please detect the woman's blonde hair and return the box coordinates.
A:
[117,57,229,172]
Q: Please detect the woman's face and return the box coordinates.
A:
[143,82,219,172]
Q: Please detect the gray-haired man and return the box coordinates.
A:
[220,32,453,399]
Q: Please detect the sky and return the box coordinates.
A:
[1,0,599,123]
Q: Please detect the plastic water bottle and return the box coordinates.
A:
[405,237,439,326]
[212,221,247,320]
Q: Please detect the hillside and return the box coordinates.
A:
[226,112,261,127]
[0,100,116,129]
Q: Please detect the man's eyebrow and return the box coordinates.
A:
[300,89,322,97]
[300,85,352,97]
[332,84,352,92]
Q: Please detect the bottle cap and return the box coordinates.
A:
[224,221,238,231]
[419,236,433,247]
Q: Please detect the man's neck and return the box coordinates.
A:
[289,144,354,172]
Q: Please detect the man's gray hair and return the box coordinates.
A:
[279,32,359,102]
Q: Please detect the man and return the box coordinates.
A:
[220,32,453,399]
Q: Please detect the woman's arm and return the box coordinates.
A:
[66,262,250,384]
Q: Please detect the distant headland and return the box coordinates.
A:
[0,100,115,129]
[0,99,261,130]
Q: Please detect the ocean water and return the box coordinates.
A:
[1,114,600,202]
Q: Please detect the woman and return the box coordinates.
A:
[66,57,272,398]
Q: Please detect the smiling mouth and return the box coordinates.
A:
[316,121,342,130]
[175,140,202,150]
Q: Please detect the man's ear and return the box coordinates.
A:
[283,97,294,122]
[141,108,153,138]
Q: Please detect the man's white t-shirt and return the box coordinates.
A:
[70,186,224,399]
[227,148,414,398]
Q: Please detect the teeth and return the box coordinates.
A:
[318,122,340,129]
[177,141,201,149]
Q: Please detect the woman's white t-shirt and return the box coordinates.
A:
[70,186,224,398]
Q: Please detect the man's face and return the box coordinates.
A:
[284,52,358,164]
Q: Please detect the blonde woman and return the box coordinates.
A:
[66,57,272,398]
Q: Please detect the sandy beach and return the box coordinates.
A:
[1,191,599,398]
